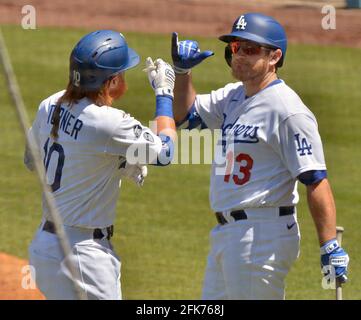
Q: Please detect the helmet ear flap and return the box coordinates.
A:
[224,45,232,67]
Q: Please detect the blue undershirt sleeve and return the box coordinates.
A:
[298,170,327,185]
[176,104,208,130]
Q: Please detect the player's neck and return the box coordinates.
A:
[244,72,278,98]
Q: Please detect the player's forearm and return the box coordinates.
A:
[173,72,197,123]
[306,178,337,246]
[155,116,177,142]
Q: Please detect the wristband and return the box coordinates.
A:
[173,65,191,75]
[320,238,339,255]
[155,95,173,118]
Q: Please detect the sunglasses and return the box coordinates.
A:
[229,41,273,56]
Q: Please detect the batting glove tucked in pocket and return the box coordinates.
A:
[119,158,147,187]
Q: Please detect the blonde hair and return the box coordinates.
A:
[50,80,112,139]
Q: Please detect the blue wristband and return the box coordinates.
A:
[155,95,173,118]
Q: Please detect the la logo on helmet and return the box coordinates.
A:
[236,15,247,30]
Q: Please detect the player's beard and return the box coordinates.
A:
[114,82,128,100]
[231,58,257,82]
[231,56,269,83]
[110,81,128,101]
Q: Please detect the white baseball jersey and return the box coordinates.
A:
[25,91,162,228]
[194,80,326,212]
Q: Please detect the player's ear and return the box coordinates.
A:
[269,49,282,68]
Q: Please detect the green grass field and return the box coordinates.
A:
[0,25,360,300]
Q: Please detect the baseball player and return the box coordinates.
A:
[171,13,349,299]
[24,30,176,299]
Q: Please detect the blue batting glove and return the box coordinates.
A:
[320,239,349,283]
[171,32,214,74]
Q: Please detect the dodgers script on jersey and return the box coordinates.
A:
[25,91,162,228]
[194,80,326,212]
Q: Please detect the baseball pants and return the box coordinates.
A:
[29,220,121,300]
[202,207,300,300]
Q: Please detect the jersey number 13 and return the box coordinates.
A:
[224,152,253,185]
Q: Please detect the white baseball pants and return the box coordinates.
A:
[29,221,121,300]
[202,208,300,300]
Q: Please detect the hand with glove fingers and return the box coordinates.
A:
[320,238,349,283]
[143,57,175,98]
[171,32,214,74]
[119,157,148,187]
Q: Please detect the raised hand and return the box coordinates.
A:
[143,57,175,98]
[171,32,214,74]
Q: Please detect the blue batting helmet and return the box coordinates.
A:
[70,30,140,90]
[219,13,287,67]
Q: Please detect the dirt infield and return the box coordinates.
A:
[0,253,44,300]
[1,0,361,47]
[0,0,360,300]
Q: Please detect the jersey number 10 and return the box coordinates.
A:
[43,138,65,192]
[224,152,253,185]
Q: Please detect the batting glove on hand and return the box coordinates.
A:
[320,239,349,283]
[119,158,148,187]
[143,57,175,98]
[171,32,214,74]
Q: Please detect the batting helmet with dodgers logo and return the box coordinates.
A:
[219,13,287,67]
[70,30,140,90]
